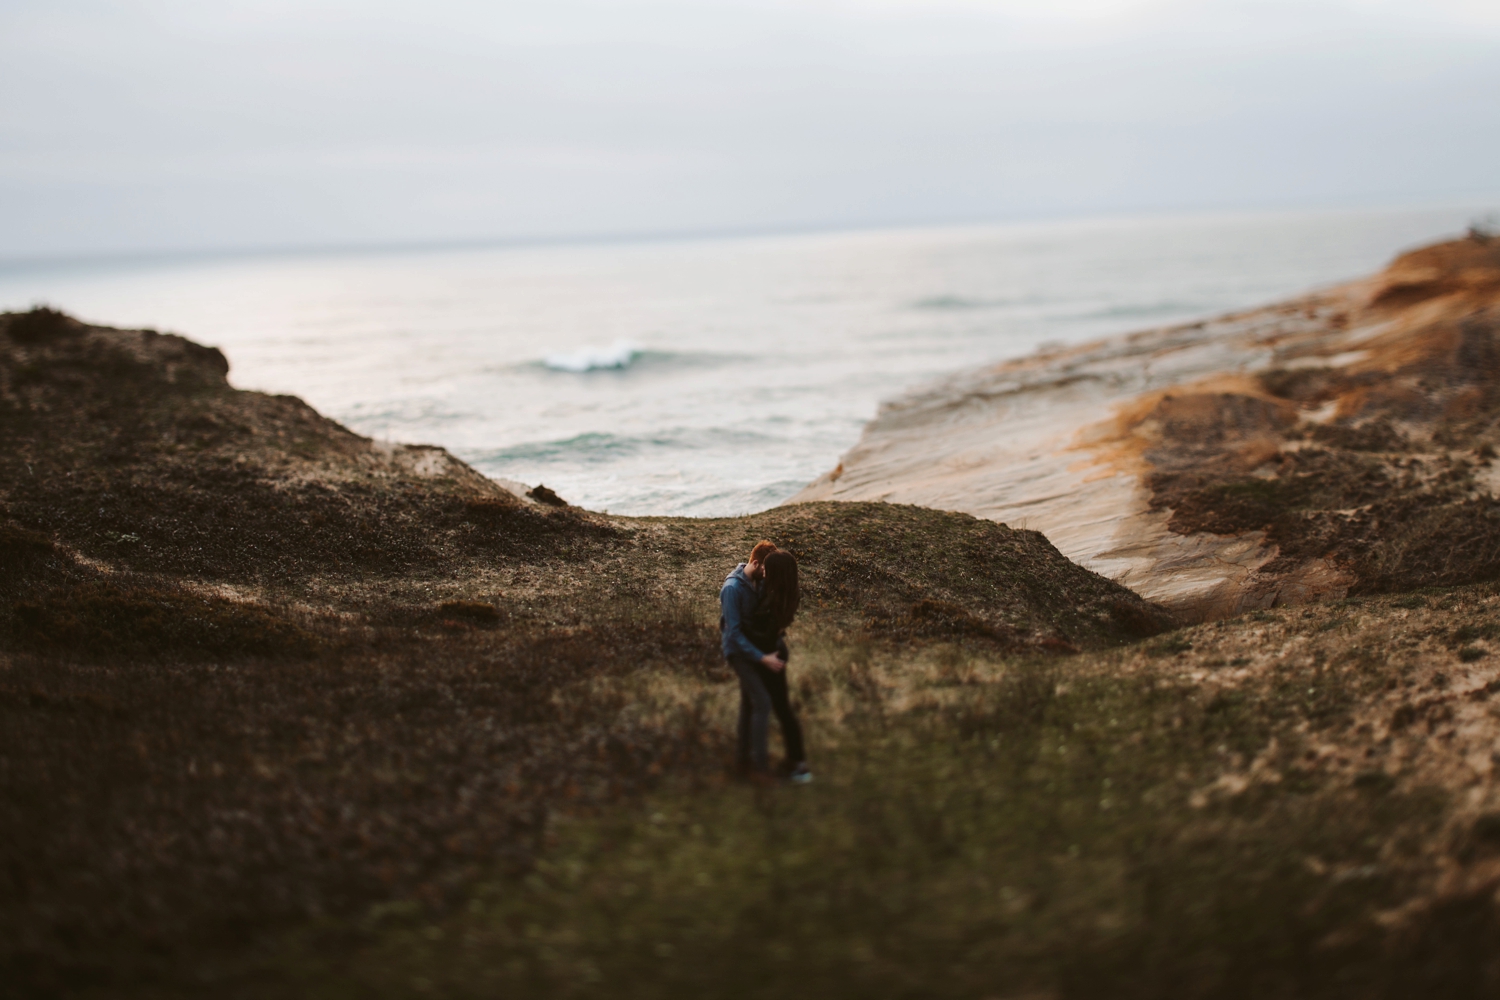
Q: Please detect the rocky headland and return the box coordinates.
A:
[793,233,1500,622]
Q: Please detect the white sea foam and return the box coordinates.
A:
[543,340,639,372]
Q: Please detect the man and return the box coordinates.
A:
[720,540,785,780]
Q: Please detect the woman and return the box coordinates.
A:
[744,549,812,783]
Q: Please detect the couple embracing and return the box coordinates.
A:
[719,541,812,785]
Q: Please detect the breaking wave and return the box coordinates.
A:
[543,340,640,372]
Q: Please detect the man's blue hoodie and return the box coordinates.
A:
[719,562,763,664]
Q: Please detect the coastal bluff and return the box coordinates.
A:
[791,233,1500,620]
[10,284,1500,997]
[2,302,1180,994]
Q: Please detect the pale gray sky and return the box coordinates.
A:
[2,0,1498,258]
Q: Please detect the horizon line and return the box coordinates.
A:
[2,194,1497,275]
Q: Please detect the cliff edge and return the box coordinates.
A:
[791,233,1500,620]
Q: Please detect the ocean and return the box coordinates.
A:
[0,205,1491,516]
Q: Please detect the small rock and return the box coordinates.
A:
[527,484,567,507]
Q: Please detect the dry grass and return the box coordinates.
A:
[277,588,1500,1000]
[7,310,1500,997]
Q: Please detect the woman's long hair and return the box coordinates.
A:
[762,550,800,632]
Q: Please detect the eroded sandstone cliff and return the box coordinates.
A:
[792,233,1500,619]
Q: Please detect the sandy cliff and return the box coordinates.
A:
[792,233,1500,619]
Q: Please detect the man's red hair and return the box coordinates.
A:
[748,540,777,564]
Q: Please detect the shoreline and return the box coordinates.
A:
[792,232,1500,620]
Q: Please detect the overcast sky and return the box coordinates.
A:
[2,0,1498,258]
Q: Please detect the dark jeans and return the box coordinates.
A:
[731,645,806,773]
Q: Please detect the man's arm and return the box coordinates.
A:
[720,580,769,664]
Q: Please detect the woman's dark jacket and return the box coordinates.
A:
[745,604,790,662]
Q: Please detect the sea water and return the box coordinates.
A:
[0,205,1491,516]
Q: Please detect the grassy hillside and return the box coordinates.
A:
[4,310,1500,997]
[308,588,1500,1000]
[0,311,1167,996]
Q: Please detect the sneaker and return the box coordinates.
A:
[789,763,814,785]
